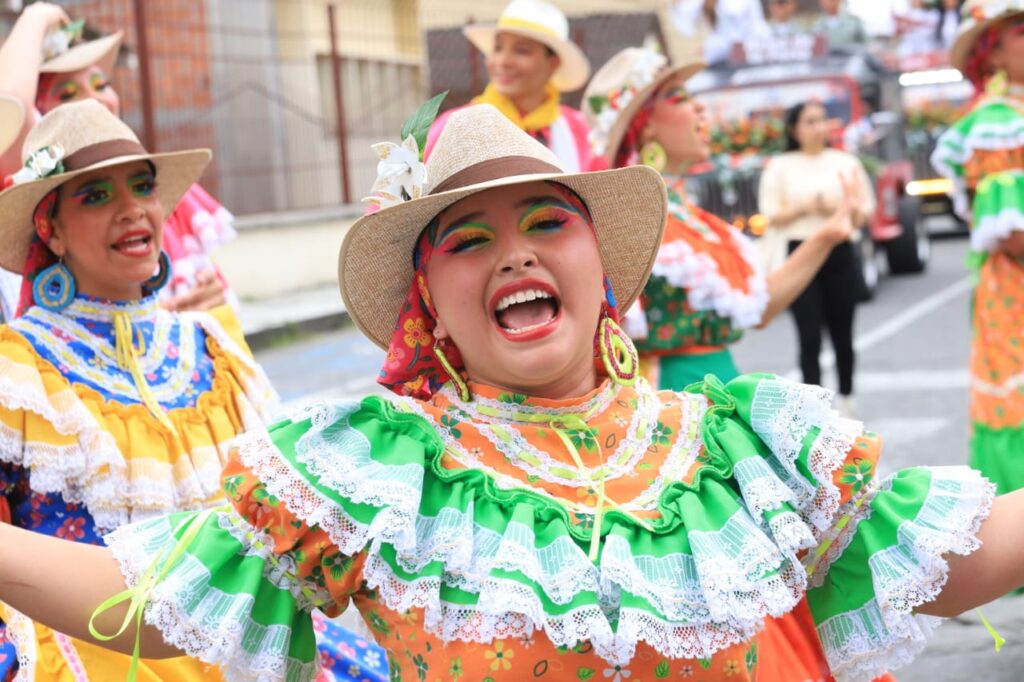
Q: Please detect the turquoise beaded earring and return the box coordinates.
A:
[32,259,76,312]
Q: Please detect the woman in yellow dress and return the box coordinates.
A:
[0,99,279,680]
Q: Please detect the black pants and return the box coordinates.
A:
[787,240,860,396]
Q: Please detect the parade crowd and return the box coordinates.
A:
[0,0,1021,681]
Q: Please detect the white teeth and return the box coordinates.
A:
[495,288,552,312]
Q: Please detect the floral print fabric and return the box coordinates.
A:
[634,182,767,356]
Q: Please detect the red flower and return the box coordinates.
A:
[56,516,86,541]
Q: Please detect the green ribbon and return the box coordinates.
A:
[977,608,1006,653]
[474,404,654,560]
[88,506,226,681]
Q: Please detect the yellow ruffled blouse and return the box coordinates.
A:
[0,294,280,681]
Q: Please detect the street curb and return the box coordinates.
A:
[246,310,353,352]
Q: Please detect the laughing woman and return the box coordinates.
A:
[0,105,1022,682]
[0,100,280,680]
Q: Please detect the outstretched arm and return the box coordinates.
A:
[0,521,181,659]
[758,170,859,326]
[0,3,68,176]
[917,487,1024,617]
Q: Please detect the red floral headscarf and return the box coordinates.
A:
[377,182,621,400]
[965,24,1002,90]
[15,190,61,317]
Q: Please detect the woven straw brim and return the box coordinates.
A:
[0,97,24,158]
[0,148,211,272]
[950,9,1024,72]
[340,164,667,350]
[40,31,123,75]
[602,62,705,164]
[463,24,591,92]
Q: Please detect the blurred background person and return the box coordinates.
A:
[933,0,1024,496]
[765,0,804,37]
[671,0,768,65]
[0,3,236,315]
[812,0,868,49]
[758,100,876,417]
[426,0,597,171]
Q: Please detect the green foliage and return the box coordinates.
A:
[401,91,448,159]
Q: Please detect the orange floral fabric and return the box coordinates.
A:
[217,378,889,682]
[971,252,1024,428]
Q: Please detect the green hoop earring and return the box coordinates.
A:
[434,340,471,402]
[599,316,638,387]
[640,141,667,173]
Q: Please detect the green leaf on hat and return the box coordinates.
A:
[587,95,608,114]
[401,91,448,161]
[64,19,86,43]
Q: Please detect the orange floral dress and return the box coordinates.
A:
[105,374,993,682]
[933,96,1024,494]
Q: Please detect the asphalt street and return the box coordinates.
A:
[254,237,1024,681]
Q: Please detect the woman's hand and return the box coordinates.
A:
[21,2,70,32]
[996,231,1024,259]
[810,170,861,246]
[161,268,228,312]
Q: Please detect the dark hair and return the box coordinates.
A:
[784,101,826,152]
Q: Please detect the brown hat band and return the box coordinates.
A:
[63,139,148,172]
[429,156,562,195]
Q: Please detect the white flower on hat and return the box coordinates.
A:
[364,134,428,210]
[11,145,66,185]
[41,19,85,61]
[587,49,667,158]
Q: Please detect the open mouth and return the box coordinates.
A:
[490,280,562,341]
[112,231,153,257]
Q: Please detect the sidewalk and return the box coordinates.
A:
[218,205,358,349]
[238,283,348,350]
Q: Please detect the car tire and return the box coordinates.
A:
[887,195,930,274]
[857,236,879,301]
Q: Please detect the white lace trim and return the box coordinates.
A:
[236,412,809,666]
[191,312,282,424]
[440,380,620,421]
[0,311,278,530]
[402,380,663,491]
[971,206,1024,253]
[817,467,996,682]
[215,511,333,610]
[931,104,1024,218]
[747,378,862,536]
[650,211,768,330]
[106,514,321,682]
[3,604,38,682]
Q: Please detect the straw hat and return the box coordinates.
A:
[0,96,25,158]
[41,30,123,75]
[340,104,667,350]
[950,0,1024,72]
[463,0,590,92]
[0,99,211,272]
[583,47,705,163]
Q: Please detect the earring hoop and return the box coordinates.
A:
[640,141,667,173]
[32,260,76,312]
[598,316,638,387]
[434,340,471,402]
[142,251,171,294]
